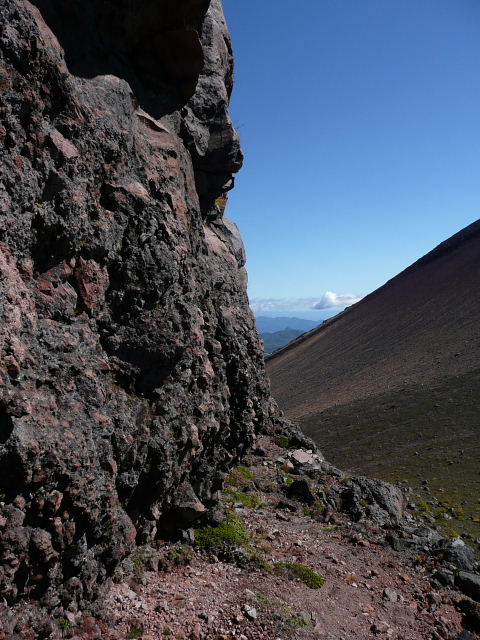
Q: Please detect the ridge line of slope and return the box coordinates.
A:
[266,218,480,363]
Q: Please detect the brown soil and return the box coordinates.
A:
[65,436,477,640]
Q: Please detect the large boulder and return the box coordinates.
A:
[0,0,270,617]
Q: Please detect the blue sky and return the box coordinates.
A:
[222,0,480,315]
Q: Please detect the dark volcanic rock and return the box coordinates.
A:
[457,599,480,633]
[456,572,480,603]
[334,476,404,526]
[0,0,270,616]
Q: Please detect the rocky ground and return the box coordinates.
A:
[12,434,477,640]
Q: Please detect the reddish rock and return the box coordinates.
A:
[74,258,109,312]
[47,128,79,159]
[0,0,268,624]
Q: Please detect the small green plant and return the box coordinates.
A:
[237,464,254,478]
[274,435,294,449]
[227,464,255,488]
[246,552,271,571]
[252,591,313,628]
[274,562,325,589]
[166,543,193,567]
[225,488,262,508]
[133,554,145,567]
[163,627,173,636]
[127,626,143,639]
[59,618,71,634]
[195,510,250,551]
[303,501,326,520]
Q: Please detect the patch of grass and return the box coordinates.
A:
[237,464,254,479]
[300,370,480,543]
[227,464,254,488]
[246,552,271,571]
[225,488,262,509]
[195,510,250,551]
[166,543,193,567]
[274,436,295,449]
[274,562,325,589]
[127,626,143,639]
[253,591,313,628]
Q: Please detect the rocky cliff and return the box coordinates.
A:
[0,0,271,615]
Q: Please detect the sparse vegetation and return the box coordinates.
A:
[225,488,263,508]
[252,591,313,628]
[195,510,250,551]
[300,370,480,544]
[274,435,295,449]
[227,464,255,488]
[59,618,71,635]
[303,501,326,520]
[274,562,326,589]
[165,543,193,567]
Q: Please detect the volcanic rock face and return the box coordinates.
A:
[0,0,269,612]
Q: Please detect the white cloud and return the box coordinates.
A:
[311,291,363,309]
[250,298,320,312]
[250,291,363,313]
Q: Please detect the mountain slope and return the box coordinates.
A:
[266,220,480,537]
[260,328,304,355]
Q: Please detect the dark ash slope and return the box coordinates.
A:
[267,221,480,536]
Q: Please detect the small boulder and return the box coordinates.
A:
[285,479,315,505]
[455,572,480,602]
[291,449,315,466]
[457,599,480,633]
[435,538,476,571]
[242,605,257,620]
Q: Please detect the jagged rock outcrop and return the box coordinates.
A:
[0,0,270,615]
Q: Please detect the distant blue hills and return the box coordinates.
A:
[255,316,320,333]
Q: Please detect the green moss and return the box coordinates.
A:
[163,628,173,637]
[274,562,325,589]
[225,488,262,509]
[166,543,193,566]
[246,552,271,571]
[252,592,313,628]
[227,464,255,488]
[195,510,250,551]
[127,626,143,639]
[274,436,294,449]
[59,619,71,634]
[237,464,254,479]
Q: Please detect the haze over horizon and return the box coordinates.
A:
[223,0,480,312]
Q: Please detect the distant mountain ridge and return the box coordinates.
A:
[260,328,304,355]
[255,316,319,333]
